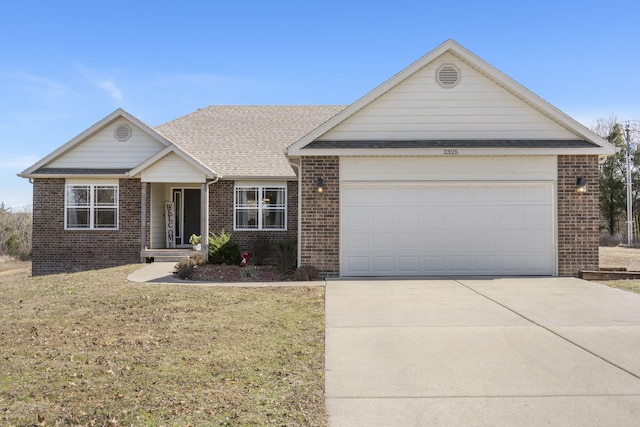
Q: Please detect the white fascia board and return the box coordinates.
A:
[20,108,174,175]
[17,172,129,179]
[295,147,617,157]
[128,145,221,179]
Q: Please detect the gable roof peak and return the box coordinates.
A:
[287,39,616,156]
[19,108,176,177]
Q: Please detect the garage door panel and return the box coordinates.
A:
[372,232,394,249]
[396,187,421,204]
[398,257,421,273]
[424,256,446,272]
[525,254,553,273]
[449,256,472,273]
[396,232,420,249]
[399,208,421,227]
[475,255,497,272]
[345,232,369,249]
[472,232,496,249]
[474,207,498,226]
[372,256,394,273]
[342,182,554,276]
[371,210,394,226]
[345,256,369,274]
[422,187,445,202]
[422,208,446,225]
[424,232,446,248]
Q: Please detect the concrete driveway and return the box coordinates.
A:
[325,278,640,426]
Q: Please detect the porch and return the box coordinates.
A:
[139,180,211,262]
[140,248,201,261]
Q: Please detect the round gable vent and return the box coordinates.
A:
[114,124,132,142]
[436,63,460,88]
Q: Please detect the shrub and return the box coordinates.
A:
[174,257,197,280]
[294,265,320,281]
[190,252,206,266]
[208,230,242,265]
[274,239,297,274]
[241,266,255,278]
[174,254,206,280]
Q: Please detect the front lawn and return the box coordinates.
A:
[598,280,640,295]
[0,265,326,426]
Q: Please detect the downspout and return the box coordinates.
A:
[202,176,220,261]
[288,158,302,268]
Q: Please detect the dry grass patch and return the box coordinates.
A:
[0,265,326,426]
[597,246,640,293]
[598,280,640,294]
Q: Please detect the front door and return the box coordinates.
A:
[172,188,201,246]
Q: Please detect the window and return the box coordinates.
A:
[66,185,118,229]
[234,186,286,230]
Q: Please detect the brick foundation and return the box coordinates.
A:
[299,157,340,277]
[31,178,142,276]
[557,155,600,276]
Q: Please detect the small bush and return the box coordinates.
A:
[274,239,297,274]
[294,265,320,281]
[174,257,198,279]
[209,230,242,265]
[190,252,206,266]
[241,266,255,278]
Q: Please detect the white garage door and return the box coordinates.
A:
[341,182,554,276]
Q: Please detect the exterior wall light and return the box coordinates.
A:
[576,177,587,194]
[316,178,325,193]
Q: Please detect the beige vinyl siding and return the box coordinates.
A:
[140,152,206,183]
[320,52,577,141]
[49,119,166,169]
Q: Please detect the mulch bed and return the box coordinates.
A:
[186,263,286,282]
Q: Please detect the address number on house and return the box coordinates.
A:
[443,149,459,155]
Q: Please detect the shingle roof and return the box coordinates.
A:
[155,105,346,179]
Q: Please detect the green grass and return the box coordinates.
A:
[0,265,327,426]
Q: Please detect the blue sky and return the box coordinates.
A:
[1,0,639,210]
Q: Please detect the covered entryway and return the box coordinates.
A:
[171,188,201,247]
[340,156,556,277]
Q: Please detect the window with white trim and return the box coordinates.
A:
[65,184,119,229]
[234,186,286,230]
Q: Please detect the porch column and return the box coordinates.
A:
[140,182,148,260]
[201,182,209,260]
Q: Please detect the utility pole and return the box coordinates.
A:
[625,123,634,246]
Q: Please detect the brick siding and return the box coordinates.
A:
[208,180,298,264]
[557,155,600,276]
[299,157,340,277]
[31,178,142,276]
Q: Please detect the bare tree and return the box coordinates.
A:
[0,204,32,259]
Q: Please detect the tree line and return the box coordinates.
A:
[594,117,640,244]
[0,202,32,259]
